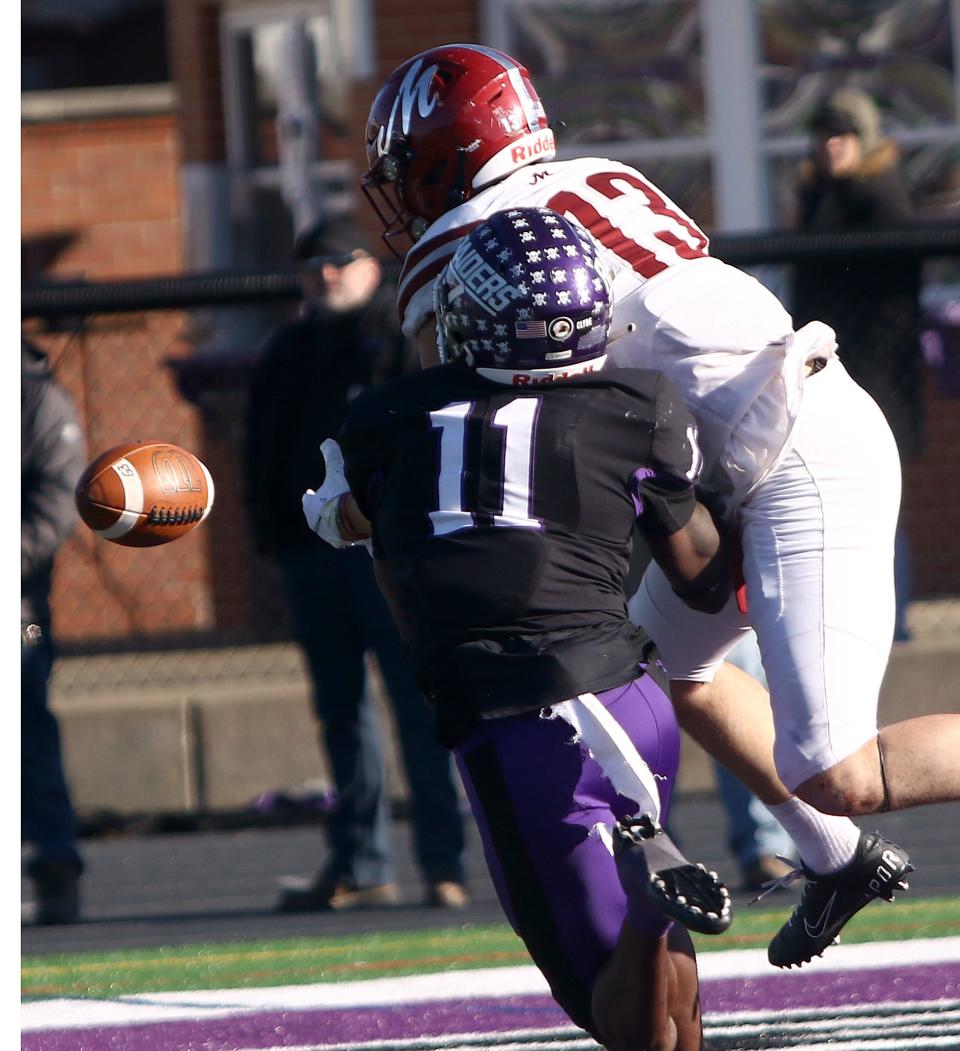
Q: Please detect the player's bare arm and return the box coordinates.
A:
[646,503,730,614]
[335,492,370,542]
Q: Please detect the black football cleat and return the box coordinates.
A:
[765,831,913,968]
[613,815,732,936]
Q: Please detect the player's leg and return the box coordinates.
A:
[672,663,790,806]
[454,676,703,1049]
[858,716,960,810]
[631,563,891,969]
[591,923,701,1051]
[738,361,917,964]
[628,570,788,804]
[629,574,859,863]
[745,358,960,814]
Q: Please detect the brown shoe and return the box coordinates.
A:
[425,881,469,909]
[276,878,400,913]
[742,854,796,894]
[328,882,400,910]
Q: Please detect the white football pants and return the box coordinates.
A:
[630,358,901,791]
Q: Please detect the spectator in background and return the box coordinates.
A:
[22,336,87,924]
[243,215,468,911]
[712,634,797,893]
[792,86,923,640]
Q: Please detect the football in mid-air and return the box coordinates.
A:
[75,441,214,547]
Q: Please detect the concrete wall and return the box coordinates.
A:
[50,637,960,814]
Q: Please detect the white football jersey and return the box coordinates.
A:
[397,157,836,516]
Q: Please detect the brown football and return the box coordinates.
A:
[75,441,215,547]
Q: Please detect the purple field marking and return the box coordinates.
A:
[700,961,960,1014]
[21,962,960,1051]
[21,998,571,1051]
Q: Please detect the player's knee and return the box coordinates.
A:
[794,755,885,816]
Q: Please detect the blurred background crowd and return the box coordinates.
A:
[21,0,960,921]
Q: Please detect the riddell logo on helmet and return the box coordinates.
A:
[511,363,599,386]
[510,129,556,165]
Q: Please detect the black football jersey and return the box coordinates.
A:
[340,363,700,745]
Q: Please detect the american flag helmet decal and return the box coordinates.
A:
[435,206,613,383]
[515,319,548,339]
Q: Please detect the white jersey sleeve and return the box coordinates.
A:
[398,217,485,339]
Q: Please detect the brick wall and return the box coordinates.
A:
[374,1,478,75]
[21,3,960,655]
[166,0,225,164]
[902,370,960,594]
[38,316,215,646]
[22,114,182,279]
[22,106,213,645]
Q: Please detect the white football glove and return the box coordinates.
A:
[302,438,370,551]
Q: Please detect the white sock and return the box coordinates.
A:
[767,797,861,875]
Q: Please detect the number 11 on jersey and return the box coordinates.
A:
[429,398,544,536]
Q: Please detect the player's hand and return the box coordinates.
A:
[302,489,351,548]
[302,439,372,551]
[316,438,349,503]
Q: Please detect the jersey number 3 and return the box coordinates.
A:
[547,171,708,279]
[429,399,543,536]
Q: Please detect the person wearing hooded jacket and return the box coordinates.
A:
[792,85,922,641]
[21,336,87,924]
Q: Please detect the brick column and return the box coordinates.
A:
[166,0,232,269]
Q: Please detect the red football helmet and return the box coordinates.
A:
[361,44,556,255]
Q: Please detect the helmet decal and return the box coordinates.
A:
[547,317,575,341]
[435,207,613,385]
[374,57,441,160]
[361,44,556,252]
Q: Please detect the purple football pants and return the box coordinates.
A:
[455,674,679,1034]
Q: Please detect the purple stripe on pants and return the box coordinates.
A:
[455,676,679,1029]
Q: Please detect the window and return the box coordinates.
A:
[22,0,169,92]
[483,0,716,225]
[757,0,960,226]
[482,0,960,230]
[221,0,373,263]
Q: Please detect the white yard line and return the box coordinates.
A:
[22,936,960,1032]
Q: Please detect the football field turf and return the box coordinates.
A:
[22,896,960,1050]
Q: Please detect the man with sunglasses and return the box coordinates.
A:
[244,214,467,914]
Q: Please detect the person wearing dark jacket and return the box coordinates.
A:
[244,215,467,911]
[792,86,922,640]
[21,337,86,924]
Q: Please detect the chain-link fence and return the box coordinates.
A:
[21,227,960,814]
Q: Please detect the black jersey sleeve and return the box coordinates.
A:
[630,374,700,537]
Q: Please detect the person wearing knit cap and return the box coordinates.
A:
[793,85,921,642]
[809,86,883,168]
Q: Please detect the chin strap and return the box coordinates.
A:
[877,731,892,813]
